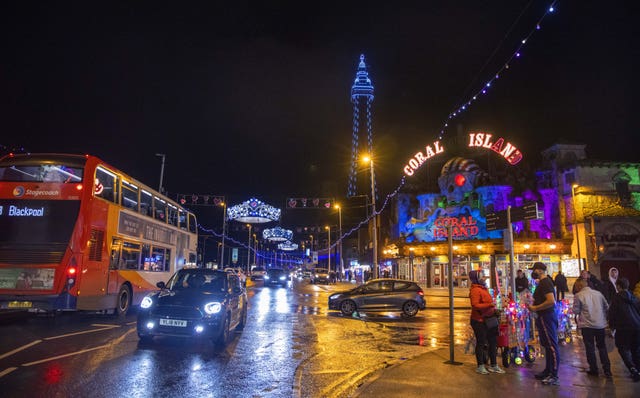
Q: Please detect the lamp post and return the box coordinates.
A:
[155,153,166,193]
[220,201,227,267]
[335,204,343,278]
[246,224,252,273]
[363,155,378,279]
[571,184,583,269]
[253,233,257,267]
[325,225,331,272]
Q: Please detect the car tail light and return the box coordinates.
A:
[417,290,424,296]
[67,258,78,286]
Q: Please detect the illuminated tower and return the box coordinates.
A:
[348,54,375,197]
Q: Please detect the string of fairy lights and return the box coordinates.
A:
[194,1,562,267]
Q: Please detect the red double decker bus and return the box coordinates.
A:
[0,153,198,315]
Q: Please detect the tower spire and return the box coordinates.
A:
[348,54,375,197]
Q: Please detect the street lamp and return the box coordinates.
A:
[155,153,166,193]
[334,204,343,278]
[246,224,252,273]
[362,154,378,279]
[253,233,257,267]
[220,201,227,267]
[571,184,583,269]
[325,225,331,273]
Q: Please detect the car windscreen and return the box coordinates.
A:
[168,270,226,292]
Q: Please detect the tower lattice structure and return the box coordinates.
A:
[348,54,375,198]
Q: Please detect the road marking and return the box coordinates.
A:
[43,326,119,340]
[90,323,121,328]
[22,344,111,367]
[0,340,42,361]
[0,367,18,378]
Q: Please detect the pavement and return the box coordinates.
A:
[353,289,640,398]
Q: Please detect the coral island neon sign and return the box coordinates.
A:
[403,132,523,176]
[468,132,522,165]
[403,141,444,176]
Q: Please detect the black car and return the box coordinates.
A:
[328,278,426,317]
[137,268,248,345]
[264,268,288,287]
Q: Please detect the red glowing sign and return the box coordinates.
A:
[454,174,466,187]
[468,132,523,165]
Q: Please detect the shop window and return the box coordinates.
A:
[613,171,632,204]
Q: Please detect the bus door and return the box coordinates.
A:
[108,238,123,295]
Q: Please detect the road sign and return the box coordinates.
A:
[485,202,542,231]
[486,210,508,231]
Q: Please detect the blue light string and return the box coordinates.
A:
[438,1,559,140]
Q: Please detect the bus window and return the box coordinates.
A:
[153,197,167,223]
[151,246,169,272]
[140,190,153,217]
[121,241,141,269]
[96,166,118,203]
[188,214,197,233]
[178,209,187,230]
[121,179,139,211]
[168,204,178,227]
[110,238,123,270]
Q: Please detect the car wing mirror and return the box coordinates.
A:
[156,281,166,289]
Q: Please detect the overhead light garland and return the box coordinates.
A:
[278,241,298,251]
[227,197,281,223]
[263,227,293,242]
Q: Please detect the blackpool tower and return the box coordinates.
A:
[348,54,375,198]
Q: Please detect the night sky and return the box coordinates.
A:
[1,1,636,219]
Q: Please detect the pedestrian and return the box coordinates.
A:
[608,277,640,382]
[554,271,569,301]
[573,269,603,295]
[527,262,560,386]
[603,267,619,304]
[515,269,529,295]
[468,269,505,375]
[572,278,612,378]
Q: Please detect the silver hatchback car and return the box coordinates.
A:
[328,278,426,317]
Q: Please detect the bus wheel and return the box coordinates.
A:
[115,285,131,316]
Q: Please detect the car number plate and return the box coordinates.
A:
[8,301,32,308]
[159,319,187,327]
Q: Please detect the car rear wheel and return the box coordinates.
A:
[401,300,420,317]
[340,300,357,316]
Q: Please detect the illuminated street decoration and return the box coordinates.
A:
[348,54,375,197]
[263,227,293,242]
[227,198,280,223]
[278,241,298,251]
[402,140,445,176]
[468,132,523,165]
[286,197,333,208]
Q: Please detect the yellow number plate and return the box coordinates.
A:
[8,301,33,308]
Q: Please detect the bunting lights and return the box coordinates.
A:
[263,227,293,242]
[227,198,281,223]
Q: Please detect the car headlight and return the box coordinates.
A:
[140,296,153,309]
[204,302,222,314]
[279,276,286,281]
[329,294,341,300]
[264,275,270,279]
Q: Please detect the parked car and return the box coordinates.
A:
[264,268,288,287]
[224,267,247,286]
[137,268,248,346]
[311,268,331,284]
[250,266,266,281]
[328,278,426,317]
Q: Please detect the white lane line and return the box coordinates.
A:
[22,344,111,367]
[0,340,42,361]
[90,324,121,328]
[43,326,117,340]
[125,321,137,326]
[0,367,18,378]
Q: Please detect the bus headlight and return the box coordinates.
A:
[204,302,222,314]
[141,296,153,309]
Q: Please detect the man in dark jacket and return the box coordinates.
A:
[554,271,569,300]
[515,269,529,295]
[608,277,640,382]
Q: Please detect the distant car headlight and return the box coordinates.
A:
[279,276,286,281]
[264,275,270,280]
[204,302,222,314]
[141,296,153,309]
